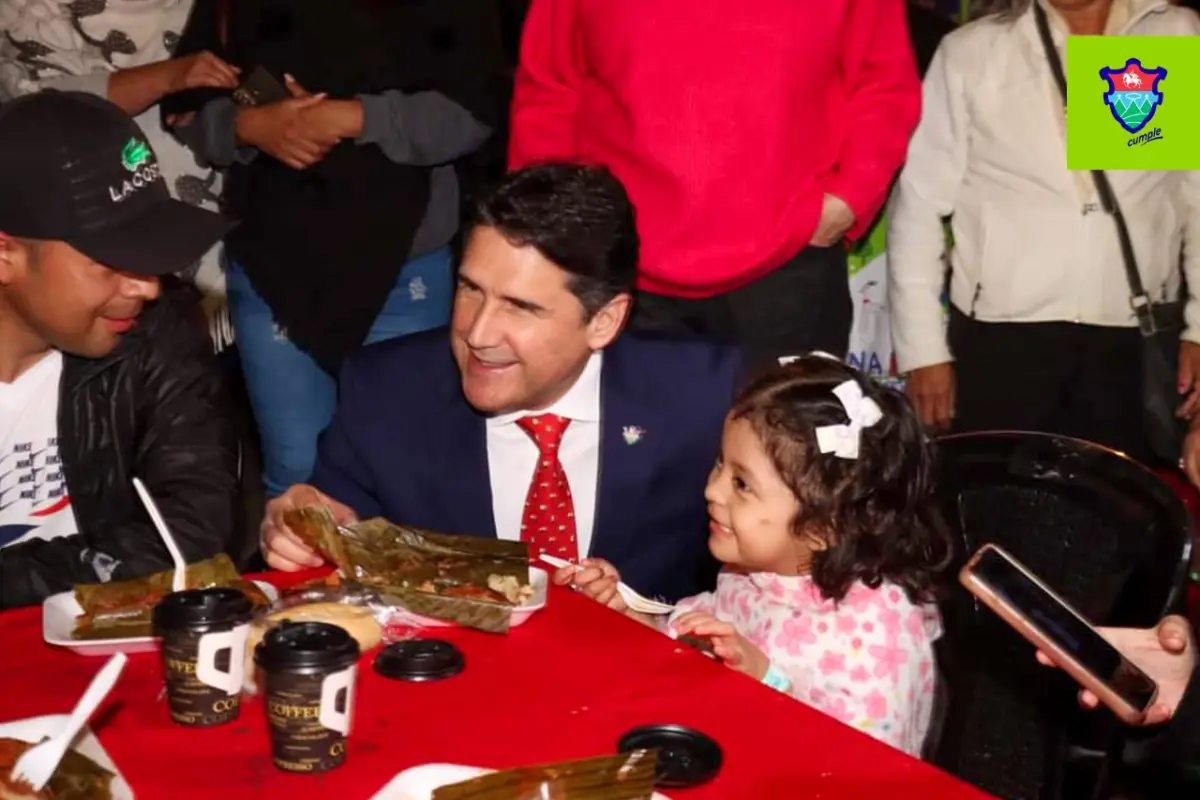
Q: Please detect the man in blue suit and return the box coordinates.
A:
[260,163,742,601]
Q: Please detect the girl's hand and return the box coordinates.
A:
[553,558,628,613]
[672,611,769,680]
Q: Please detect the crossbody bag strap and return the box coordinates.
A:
[1031,3,1158,331]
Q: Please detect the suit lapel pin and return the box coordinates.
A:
[622,425,644,446]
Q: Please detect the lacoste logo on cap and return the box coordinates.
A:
[121,138,151,172]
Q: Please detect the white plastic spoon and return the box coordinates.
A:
[133,476,186,592]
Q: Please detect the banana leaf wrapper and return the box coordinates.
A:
[283,509,531,633]
[0,737,114,799]
[70,554,269,641]
[282,506,349,572]
[383,588,513,634]
[432,751,657,800]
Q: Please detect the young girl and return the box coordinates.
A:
[561,355,952,756]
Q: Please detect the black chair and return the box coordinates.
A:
[929,432,1193,800]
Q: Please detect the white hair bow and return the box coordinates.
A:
[815,379,883,460]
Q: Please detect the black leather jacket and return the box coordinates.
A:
[0,282,239,609]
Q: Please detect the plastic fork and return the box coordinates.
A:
[538,554,676,615]
[133,477,187,592]
[10,653,127,791]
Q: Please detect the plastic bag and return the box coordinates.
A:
[241,577,417,694]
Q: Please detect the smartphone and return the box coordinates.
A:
[232,66,289,107]
[959,543,1158,724]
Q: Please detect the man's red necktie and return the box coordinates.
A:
[516,414,579,562]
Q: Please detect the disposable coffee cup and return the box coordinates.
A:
[255,621,360,774]
[152,587,254,728]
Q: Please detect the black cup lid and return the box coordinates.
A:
[255,621,360,672]
[152,587,253,630]
[616,725,722,788]
[374,639,464,682]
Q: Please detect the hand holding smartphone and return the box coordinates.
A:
[959,544,1158,725]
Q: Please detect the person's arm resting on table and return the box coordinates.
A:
[0,293,239,609]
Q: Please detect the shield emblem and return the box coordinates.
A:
[1099,58,1166,134]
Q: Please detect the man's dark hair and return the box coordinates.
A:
[474,162,639,319]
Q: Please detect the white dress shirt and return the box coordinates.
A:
[486,352,602,558]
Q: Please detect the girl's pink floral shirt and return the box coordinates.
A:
[669,570,942,756]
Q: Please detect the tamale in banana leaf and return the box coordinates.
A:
[384,588,513,634]
[70,553,270,640]
[282,506,350,572]
[0,738,114,799]
[283,509,532,632]
[432,751,657,800]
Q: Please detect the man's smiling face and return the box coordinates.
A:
[0,237,160,358]
[450,225,620,415]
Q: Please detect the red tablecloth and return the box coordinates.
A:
[0,576,989,799]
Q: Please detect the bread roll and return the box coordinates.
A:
[243,602,384,692]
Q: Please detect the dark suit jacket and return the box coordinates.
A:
[311,329,743,601]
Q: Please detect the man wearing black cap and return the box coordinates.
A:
[0,91,240,609]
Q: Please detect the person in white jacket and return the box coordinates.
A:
[888,0,1200,463]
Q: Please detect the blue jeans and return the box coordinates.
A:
[226,247,453,497]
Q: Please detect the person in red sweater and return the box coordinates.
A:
[509,0,921,361]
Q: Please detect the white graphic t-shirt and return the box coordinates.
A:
[0,352,78,549]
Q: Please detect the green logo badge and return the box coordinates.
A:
[1066,36,1200,170]
[121,138,151,172]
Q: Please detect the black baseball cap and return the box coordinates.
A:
[0,91,235,276]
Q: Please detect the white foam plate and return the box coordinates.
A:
[371,763,671,800]
[394,567,549,629]
[0,714,133,799]
[42,580,279,656]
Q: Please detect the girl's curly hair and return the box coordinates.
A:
[730,357,953,604]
